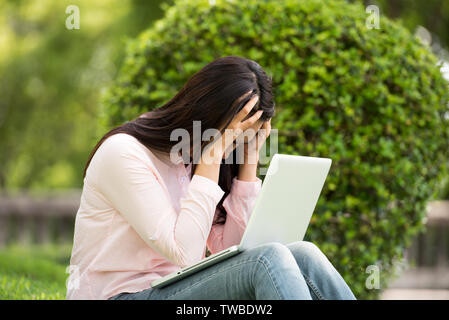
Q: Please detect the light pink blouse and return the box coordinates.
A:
[66,133,261,300]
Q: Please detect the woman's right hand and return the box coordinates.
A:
[214,94,264,159]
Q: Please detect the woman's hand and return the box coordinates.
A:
[237,119,272,182]
[243,118,272,164]
[209,94,263,161]
[195,93,263,183]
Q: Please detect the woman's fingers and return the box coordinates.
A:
[220,93,264,152]
[233,95,259,124]
[239,119,263,143]
[241,109,263,131]
[246,118,264,134]
[254,119,271,149]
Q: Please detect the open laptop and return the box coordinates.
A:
[151,153,332,289]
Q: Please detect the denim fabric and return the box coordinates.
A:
[109,241,356,300]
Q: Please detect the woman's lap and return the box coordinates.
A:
[109,241,355,300]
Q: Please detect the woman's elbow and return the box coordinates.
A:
[171,248,203,268]
[168,237,205,268]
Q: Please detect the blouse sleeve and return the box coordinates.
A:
[206,176,262,254]
[88,135,225,268]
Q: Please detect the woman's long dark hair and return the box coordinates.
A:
[83,56,275,224]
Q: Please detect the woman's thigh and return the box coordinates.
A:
[110,242,311,300]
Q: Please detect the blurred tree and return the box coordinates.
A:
[0,0,169,191]
[363,0,449,53]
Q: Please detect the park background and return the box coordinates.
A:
[0,0,448,299]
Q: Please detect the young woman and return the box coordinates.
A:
[66,56,356,300]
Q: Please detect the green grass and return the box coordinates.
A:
[0,243,72,300]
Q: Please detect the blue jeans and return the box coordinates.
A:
[109,241,356,300]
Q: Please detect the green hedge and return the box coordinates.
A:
[102,0,449,299]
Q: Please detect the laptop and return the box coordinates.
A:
[151,153,332,289]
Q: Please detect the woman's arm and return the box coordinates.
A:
[90,95,263,267]
[90,135,225,268]
[207,177,262,253]
[207,119,271,253]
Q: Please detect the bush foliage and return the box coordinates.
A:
[102,0,449,299]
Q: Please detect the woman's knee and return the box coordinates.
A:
[287,241,331,267]
[287,241,327,260]
[288,240,321,253]
[247,242,298,267]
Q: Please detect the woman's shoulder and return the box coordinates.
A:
[100,133,178,168]
[84,132,165,189]
[99,133,149,158]
[102,132,142,147]
[87,133,157,178]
